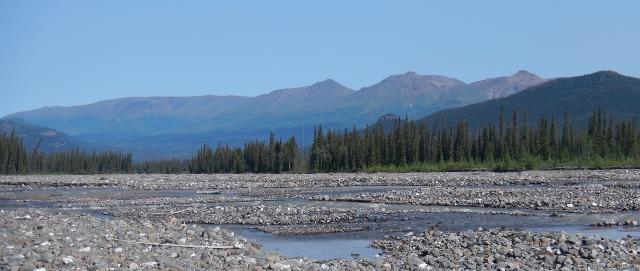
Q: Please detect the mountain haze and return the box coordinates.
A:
[3,71,547,160]
[257,79,355,104]
[0,119,79,153]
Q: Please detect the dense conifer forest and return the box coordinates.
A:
[310,107,639,172]
[0,130,132,174]
[133,132,299,174]
[1,108,639,174]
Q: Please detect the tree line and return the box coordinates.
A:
[188,132,299,174]
[2,107,639,175]
[131,132,299,174]
[1,130,132,174]
[309,107,639,172]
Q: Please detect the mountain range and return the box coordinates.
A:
[2,71,548,160]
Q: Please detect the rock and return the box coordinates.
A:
[558,243,569,253]
[253,251,266,259]
[453,248,463,256]
[512,248,522,257]
[557,232,567,243]
[9,255,24,263]
[566,234,579,244]
[6,171,640,270]
[590,249,599,259]
[563,256,573,265]
[544,255,555,265]
[140,262,158,267]
[556,255,567,264]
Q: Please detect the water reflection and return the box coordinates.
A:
[218,225,382,261]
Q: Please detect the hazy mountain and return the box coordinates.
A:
[468,70,547,99]
[257,79,356,104]
[419,71,640,130]
[0,119,80,153]
[2,71,547,160]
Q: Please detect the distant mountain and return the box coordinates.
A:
[257,79,355,104]
[0,119,80,153]
[419,71,640,130]
[2,71,547,160]
[468,70,547,99]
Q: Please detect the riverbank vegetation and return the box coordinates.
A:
[0,130,132,174]
[311,107,639,172]
[1,107,638,174]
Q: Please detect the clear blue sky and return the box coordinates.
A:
[1,1,639,117]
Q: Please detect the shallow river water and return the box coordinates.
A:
[3,184,640,261]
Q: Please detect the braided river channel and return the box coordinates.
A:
[2,170,640,261]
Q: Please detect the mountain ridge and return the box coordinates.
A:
[257,79,356,104]
[3,70,549,160]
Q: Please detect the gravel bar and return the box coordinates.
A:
[3,169,640,270]
[2,170,640,191]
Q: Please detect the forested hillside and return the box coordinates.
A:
[0,130,132,174]
[308,108,639,172]
[133,107,640,173]
[0,119,79,153]
[2,106,639,174]
[421,71,640,130]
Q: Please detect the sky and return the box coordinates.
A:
[1,1,639,117]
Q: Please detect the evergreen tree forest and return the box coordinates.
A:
[309,107,640,172]
[2,107,639,175]
[131,132,299,174]
[0,130,132,174]
[188,132,299,174]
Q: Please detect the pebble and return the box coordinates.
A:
[372,227,640,270]
[2,169,639,191]
[2,170,640,270]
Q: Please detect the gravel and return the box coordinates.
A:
[2,169,640,191]
[0,208,372,270]
[372,227,640,270]
[4,208,640,270]
[3,169,640,270]
[316,185,640,214]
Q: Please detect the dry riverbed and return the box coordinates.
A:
[2,170,640,270]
